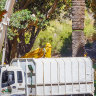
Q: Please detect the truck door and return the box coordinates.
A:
[16,70,25,95]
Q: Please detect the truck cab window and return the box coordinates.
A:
[17,71,23,83]
[2,71,15,88]
[2,71,8,84]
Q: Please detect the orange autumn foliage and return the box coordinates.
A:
[0,10,7,22]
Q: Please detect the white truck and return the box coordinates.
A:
[0,57,94,96]
[0,1,94,96]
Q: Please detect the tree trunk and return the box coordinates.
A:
[4,0,58,63]
[18,27,40,57]
[72,31,85,57]
[5,27,41,63]
[5,39,12,63]
[72,0,85,57]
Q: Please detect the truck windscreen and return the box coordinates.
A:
[2,71,15,88]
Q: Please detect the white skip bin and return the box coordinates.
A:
[11,57,94,96]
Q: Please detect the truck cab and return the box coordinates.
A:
[0,66,25,96]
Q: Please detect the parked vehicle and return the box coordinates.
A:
[0,57,94,96]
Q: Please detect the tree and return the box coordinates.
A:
[72,0,86,57]
[4,0,66,63]
[72,0,96,56]
[1,0,88,62]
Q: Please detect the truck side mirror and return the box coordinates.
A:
[28,65,33,73]
[28,65,33,93]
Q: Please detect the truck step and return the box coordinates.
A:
[27,73,35,77]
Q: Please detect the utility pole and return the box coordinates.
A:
[1,25,7,66]
[0,0,15,65]
[0,0,15,53]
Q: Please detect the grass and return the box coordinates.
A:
[84,10,96,39]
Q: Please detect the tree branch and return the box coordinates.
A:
[46,0,58,18]
[22,0,33,9]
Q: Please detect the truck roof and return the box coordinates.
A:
[10,57,92,63]
[2,65,22,71]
